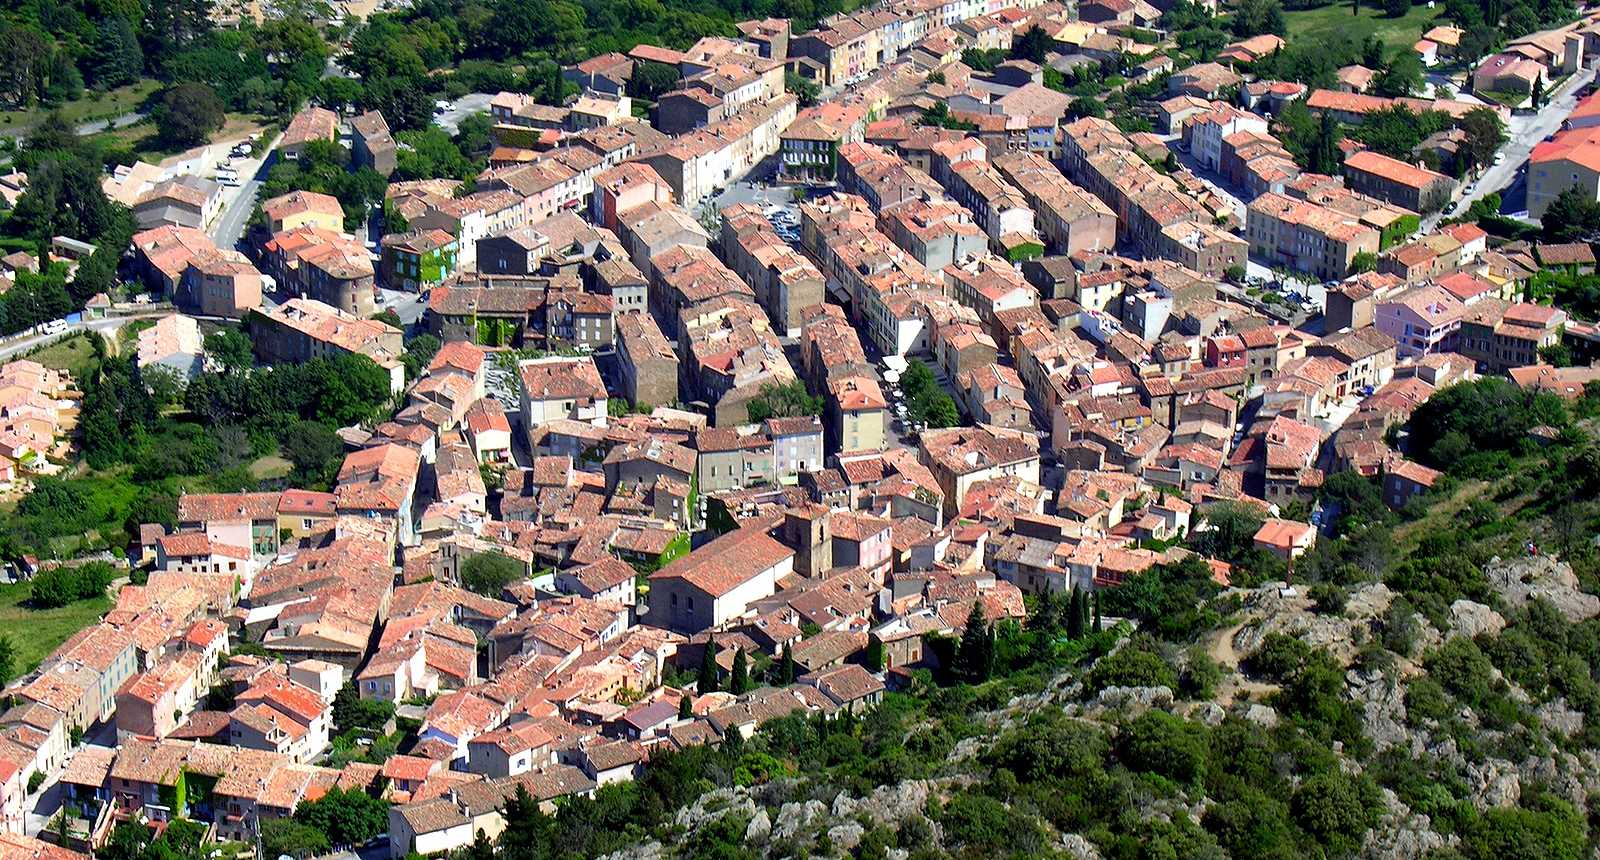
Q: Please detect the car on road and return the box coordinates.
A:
[1494,152,1506,164]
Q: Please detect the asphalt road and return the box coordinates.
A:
[0,315,159,362]
[434,93,493,135]
[211,134,284,253]
[1434,66,1598,227]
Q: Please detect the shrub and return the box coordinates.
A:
[30,562,114,608]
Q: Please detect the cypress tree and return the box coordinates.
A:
[778,643,795,684]
[1093,592,1103,633]
[1067,588,1085,639]
[697,639,719,693]
[1029,589,1054,631]
[956,602,989,683]
[678,693,693,720]
[730,648,750,695]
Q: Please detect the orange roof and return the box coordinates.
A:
[1253,517,1314,549]
[1343,150,1450,190]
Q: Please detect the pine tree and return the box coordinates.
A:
[1029,589,1054,631]
[1067,588,1085,639]
[722,723,745,757]
[778,643,796,684]
[697,639,719,693]
[730,648,750,695]
[956,602,991,683]
[678,693,693,720]
[1093,592,1103,633]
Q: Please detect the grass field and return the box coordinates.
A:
[0,80,161,137]
[28,333,104,383]
[88,113,269,164]
[1285,2,1442,54]
[249,454,293,480]
[0,582,111,674]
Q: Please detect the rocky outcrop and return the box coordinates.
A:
[1089,685,1174,717]
[1362,790,1452,860]
[1484,555,1600,621]
[1232,582,1397,665]
[1448,600,1505,639]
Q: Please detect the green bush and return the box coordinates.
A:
[30,562,114,609]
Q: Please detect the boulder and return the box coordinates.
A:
[1448,600,1506,639]
[744,808,771,844]
[1092,685,1175,715]
[1243,703,1280,728]
[827,822,865,853]
[1062,833,1103,860]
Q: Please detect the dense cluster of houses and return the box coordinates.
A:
[12,0,1600,856]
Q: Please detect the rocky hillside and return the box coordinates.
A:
[477,381,1600,860]
[559,554,1597,860]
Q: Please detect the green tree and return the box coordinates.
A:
[332,681,394,735]
[156,82,226,148]
[1012,25,1053,62]
[1384,0,1411,16]
[402,334,442,379]
[89,19,144,90]
[1458,107,1508,173]
[954,602,993,684]
[203,327,253,374]
[293,787,389,845]
[1068,96,1107,119]
[394,126,478,181]
[1350,250,1379,273]
[1086,635,1176,691]
[1374,51,1423,97]
[729,647,750,695]
[784,71,820,107]
[698,639,719,693]
[1457,797,1587,860]
[745,379,824,422]
[778,643,795,684]
[459,551,524,596]
[280,420,345,487]
[1291,773,1380,851]
[1232,0,1287,35]
[0,636,14,687]
[1120,710,1208,783]
[629,61,681,100]
[1067,588,1085,639]
[260,818,332,860]
[1542,186,1600,242]
[678,693,693,719]
[1532,73,1545,108]
[101,822,152,860]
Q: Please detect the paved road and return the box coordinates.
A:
[211,133,283,253]
[75,111,145,136]
[434,93,493,135]
[1434,66,1598,227]
[0,314,167,363]
[377,287,427,327]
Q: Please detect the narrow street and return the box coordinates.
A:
[1432,66,1598,228]
[210,132,285,254]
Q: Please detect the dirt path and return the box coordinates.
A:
[1207,621,1279,707]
